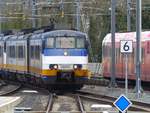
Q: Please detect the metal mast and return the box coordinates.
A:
[32,0,37,28]
[110,0,117,87]
[0,9,1,33]
[136,0,142,98]
[127,0,131,31]
[76,0,81,31]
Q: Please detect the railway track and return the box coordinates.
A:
[46,94,54,113]
[1,79,149,113]
[43,91,148,113]
[13,89,150,113]
[14,90,113,113]
[39,93,109,113]
[0,81,21,96]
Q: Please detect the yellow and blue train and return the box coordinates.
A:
[0,29,90,89]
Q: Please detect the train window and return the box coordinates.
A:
[35,46,40,60]
[9,46,15,58]
[46,38,54,48]
[56,37,75,48]
[77,38,85,48]
[30,46,34,59]
[18,46,24,58]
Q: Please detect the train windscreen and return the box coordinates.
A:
[46,36,85,49]
[56,37,75,48]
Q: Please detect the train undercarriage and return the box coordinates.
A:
[0,70,85,90]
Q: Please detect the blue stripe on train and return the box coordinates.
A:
[44,49,88,56]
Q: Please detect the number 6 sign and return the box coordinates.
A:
[120,40,133,53]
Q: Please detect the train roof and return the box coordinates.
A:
[103,31,150,44]
[0,35,15,41]
[42,30,87,38]
[0,29,87,41]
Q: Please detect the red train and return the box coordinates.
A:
[102,31,150,82]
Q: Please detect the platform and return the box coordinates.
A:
[0,97,21,113]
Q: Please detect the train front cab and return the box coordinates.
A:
[40,30,90,85]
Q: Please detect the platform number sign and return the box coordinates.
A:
[120,40,133,53]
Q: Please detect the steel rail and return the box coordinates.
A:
[76,95,86,113]
[0,82,21,96]
[46,94,54,113]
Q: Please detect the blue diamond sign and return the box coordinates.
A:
[113,94,132,113]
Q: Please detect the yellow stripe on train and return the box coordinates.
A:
[0,64,90,77]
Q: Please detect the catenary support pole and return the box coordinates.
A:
[0,0,2,33]
[127,0,131,31]
[32,0,37,28]
[110,0,117,87]
[136,0,142,98]
[76,0,81,31]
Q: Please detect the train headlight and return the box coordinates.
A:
[73,64,82,69]
[49,64,58,70]
[64,51,68,56]
[53,65,58,69]
[73,65,78,69]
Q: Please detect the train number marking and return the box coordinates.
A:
[120,40,133,53]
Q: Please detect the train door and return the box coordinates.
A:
[16,40,27,72]
[34,39,42,75]
[29,40,35,75]
[29,38,42,76]
[6,41,16,71]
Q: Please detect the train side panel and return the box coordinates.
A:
[102,32,150,82]
[6,40,28,73]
